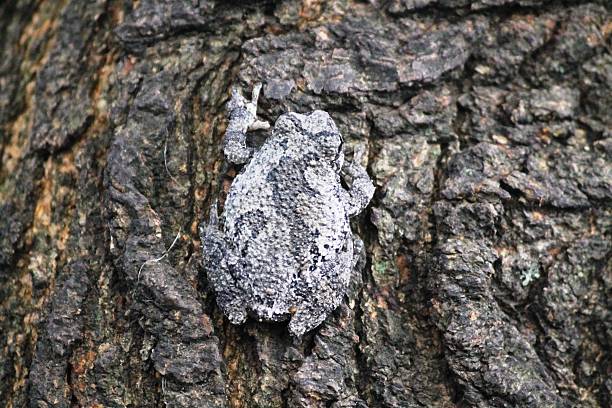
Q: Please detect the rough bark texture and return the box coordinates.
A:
[0,1,610,407]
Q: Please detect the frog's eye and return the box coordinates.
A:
[314,130,341,148]
[274,114,300,134]
[313,130,343,164]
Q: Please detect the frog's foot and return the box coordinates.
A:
[247,83,270,131]
[200,201,224,266]
[288,306,328,338]
[352,234,365,270]
[342,144,375,217]
[223,83,270,165]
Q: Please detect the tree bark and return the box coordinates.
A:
[1,1,610,407]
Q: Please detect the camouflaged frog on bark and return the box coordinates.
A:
[200,84,374,337]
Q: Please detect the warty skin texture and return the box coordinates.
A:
[201,85,375,337]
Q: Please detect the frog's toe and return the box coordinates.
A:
[225,305,247,325]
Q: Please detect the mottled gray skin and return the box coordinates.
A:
[201,85,374,337]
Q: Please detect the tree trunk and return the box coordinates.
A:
[1,1,610,407]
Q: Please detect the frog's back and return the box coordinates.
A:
[224,133,348,257]
[222,131,350,318]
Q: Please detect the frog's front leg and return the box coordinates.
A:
[200,203,247,324]
[342,145,375,217]
[223,83,270,165]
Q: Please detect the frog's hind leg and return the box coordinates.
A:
[200,202,247,325]
[342,145,375,217]
[288,235,356,338]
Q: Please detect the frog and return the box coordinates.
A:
[200,83,374,337]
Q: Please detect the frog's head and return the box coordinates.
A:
[309,111,344,171]
[275,110,345,169]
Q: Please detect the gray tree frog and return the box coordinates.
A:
[200,84,374,337]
